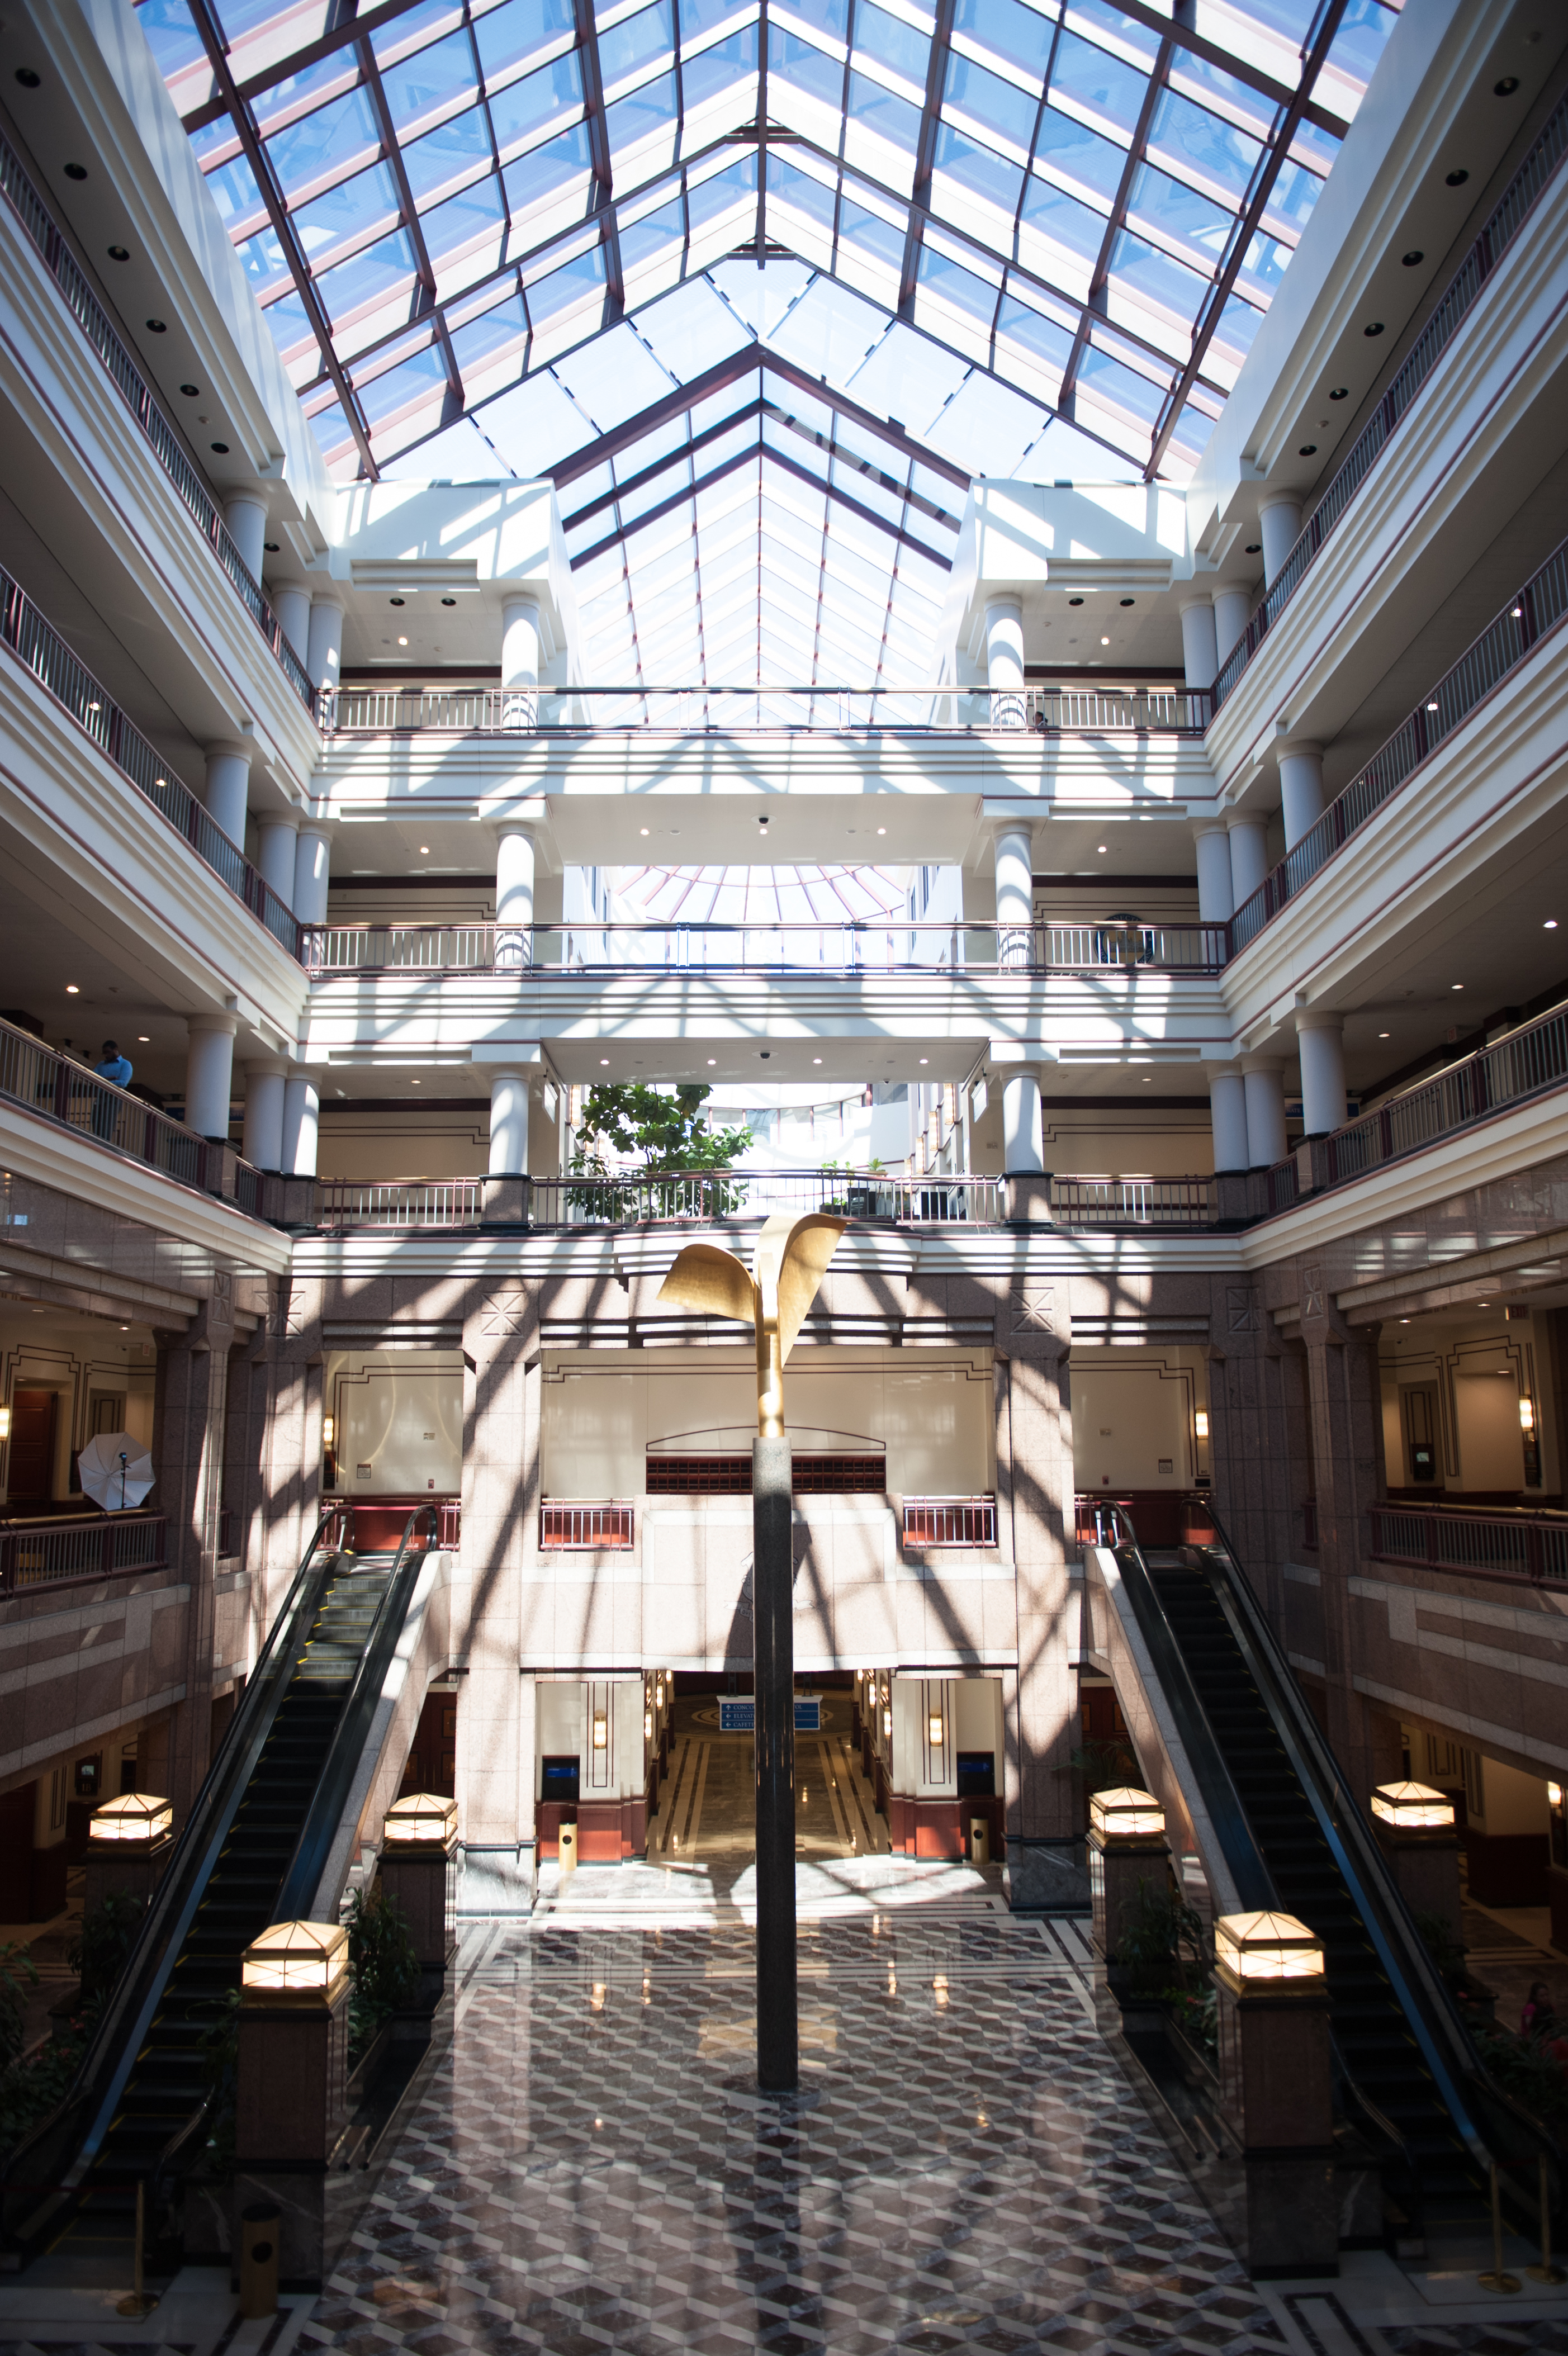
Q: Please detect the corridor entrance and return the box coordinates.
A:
[647,1687,889,1863]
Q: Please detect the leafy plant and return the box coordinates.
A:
[0,1942,37,2074]
[1059,1737,1141,1794]
[68,1890,146,2003]
[1116,1877,1210,1997]
[1413,1910,1466,1983]
[345,1885,418,2062]
[1473,2021,1568,2128]
[0,2006,89,2154]
[570,1083,754,1218]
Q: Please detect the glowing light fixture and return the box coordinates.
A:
[883,1706,893,1740]
[1088,1787,1166,1843]
[1215,1910,1324,1987]
[644,1708,653,1740]
[1371,1781,1455,1832]
[88,1791,172,1844]
[928,1710,944,1747]
[592,1710,608,1750]
[0,1405,10,1440]
[242,1918,349,2001]
[1520,1397,1536,1432]
[322,1416,335,1447]
[1550,1783,1564,1808]
[1194,1409,1210,1439]
[383,1792,458,1847]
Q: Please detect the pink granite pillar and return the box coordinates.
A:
[153,1274,235,1822]
[1299,1260,1384,1808]
[996,1283,1084,1908]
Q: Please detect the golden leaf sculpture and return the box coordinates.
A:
[656,1210,848,1437]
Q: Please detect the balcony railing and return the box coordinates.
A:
[0,126,314,714]
[1255,997,1568,1219]
[1230,537,1568,954]
[302,919,1227,977]
[324,682,1211,736]
[902,1497,998,1547]
[0,569,301,960]
[314,1178,483,1230]
[0,1511,167,1597]
[0,1015,289,1221]
[1212,87,1568,713]
[1050,1176,1217,1227]
[540,1500,634,1550]
[1370,1502,1568,1588]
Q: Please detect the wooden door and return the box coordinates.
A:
[8,1390,58,1502]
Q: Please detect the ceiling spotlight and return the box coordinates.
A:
[600,1057,609,1065]
[877,826,886,835]
[390,596,405,606]
[760,1050,771,1059]
[397,635,408,646]
[66,983,79,994]
[441,595,456,606]
[640,826,650,835]
[1068,596,1084,606]
[410,1078,420,1086]
[919,1056,929,1064]
[1100,634,1111,645]
[1379,1030,1390,1038]
[1096,844,1107,854]
[707,1058,716,1065]
[1328,388,1348,401]
[1546,919,1558,930]
[1119,597,1134,608]
[813,1056,822,1063]
[1245,542,1262,553]
[137,1034,149,1042]
[1451,983,1463,990]
[1446,169,1469,187]
[1298,443,1318,456]
[1402,250,1424,266]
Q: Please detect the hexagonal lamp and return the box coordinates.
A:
[88,1792,173,1843]
[241,1919,349,2003]
[383,1792,458,1849]
[1088,1786,1166,1844]
[1215,1909,1325,1989]
[1371,1781,1455,1831]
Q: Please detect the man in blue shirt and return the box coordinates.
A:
[94,1041,132,1087]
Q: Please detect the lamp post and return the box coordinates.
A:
[1371,1783,1461,1943]
[1212,1909,1336,2276]
[84,1790,173,1914]
[1087,1786,1169,2027]
[658,1210,847,2091]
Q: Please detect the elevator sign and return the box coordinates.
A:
[719,1698,822,1732]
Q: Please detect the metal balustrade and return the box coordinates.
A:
[324,682,1211,735]
[528,1170,1007,1227]
[539,1500,634,1550]
[1049,1175,1217,1227]
[902,1497,998,1547]
[301,919,1227,976]
[1230,537,1568,954]
[1257,998,1568,1215]
[0,568,301,960]
[0,127,315,715]
[0,1013,287,1219]
[314,1178,483,1230]
[1369,1502,1568,1587]
[1212,89,1568,714]
[0,1511,167,1596]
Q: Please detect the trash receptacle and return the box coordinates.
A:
[558,1821,577,1874]
[968,1816,989,1867]
[239,2200,280,2318]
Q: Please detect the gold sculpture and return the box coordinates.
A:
[656,1211,847,1437]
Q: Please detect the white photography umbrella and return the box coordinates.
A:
[78,1432,154,1511]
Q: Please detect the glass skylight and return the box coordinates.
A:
[138,0,1401,682]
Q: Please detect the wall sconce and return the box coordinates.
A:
[644,1708,653,1741]
[1194,1408,1209,1439]
[927,1710,944,1747]
[1371,1781,1455,1832]
[88,1791,172,1844]
[1520,1396,1536,1432]
[241,1918,349,2002]
[1550,1783,1563,1808]
[1215,1909,1325,1987]
[592,1711,608,1750]
[883,1706,893,1740]
[0,1404,11,1441]
[1088,1786,1166,1843]
[323,1416,335,1447]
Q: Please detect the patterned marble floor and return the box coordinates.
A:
[302,1910,1292,2356]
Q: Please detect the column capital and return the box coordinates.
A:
[1294,1007,1343,1035]
[1276,735,1323,761]
[1192,816,1230,838]
[307,587,345,610]
[187,1011,239,1039]
[1239,1050,1282,1075]
[243,1054,290,1078]
[1257,489,1303,515]
[1178,589,1215,611]
[1206,1059,1244,1083]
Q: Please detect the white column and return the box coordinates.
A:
[1193,823,1234,925]
[255,815,299,909]
[1227,815,1269,909]
[1242,1055,1288,1169]
[293,828,331,927]
[185,1014,238,1141]
[1297,1011,1346,1139]
[495,827,536,969]
[1258,495,1303,589]
[984,596,1025,728]
[501,595,541,730]
[1213,585,1251,665]
[1179,596,1218,691]
[273,584,311,663]
[487,1067,532,1175]
[1278,741,1325,849]
[203,743,250,846]
[306,596,344,698]
[1208,1065,1249,1174]
[1002,1072,1043,1174]
[993,823,1034,970]
[223,495,267,583]
[241,1056,287,1171]
[281,1072,319,1177]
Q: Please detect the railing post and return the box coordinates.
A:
[1527,1523,1544,1583]
[52,1054,70,1125]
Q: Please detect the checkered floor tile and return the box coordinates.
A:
[302,1914,1291,2355]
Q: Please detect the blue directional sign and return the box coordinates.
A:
[717,1696,822,1732]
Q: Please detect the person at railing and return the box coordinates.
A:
[94,1040,132,1088]
[89,1040,131,1142]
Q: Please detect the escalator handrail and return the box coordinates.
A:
[1187,1497,1556,2170]
[1093,1504,1415,2180]
[271,1502,439,1924]
[0,1507,349,2236]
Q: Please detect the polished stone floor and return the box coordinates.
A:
[301,1903,1293,2356]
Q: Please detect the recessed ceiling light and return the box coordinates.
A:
[877,826,886,835]
[137,1034,149,1042]
[600,1058,609,1065]
[210,441,229,453]
[65,163,87,181]
[179,382,198,396]
[1379,1031,1390,1038]
[1328,388,1348,401]
[1068,596,1084,606]
[1451,983,1463,990]
[1446,169,1469,186]
[15,68,40,87]
[411,1078,420,1085]
[1100,634,1111,645]
[813,1056,822,1063]
[1297,443,1317,456]
[641,826,650,835]
[919,1056,929,1064]
[397,635,408,646]
[1363,321,1385,336]
[108,245,130,262]
[707,1058,716,1065]
[1096,844,1107,854]
[1401,250,1424,266]
[1494,75,1520,94]
[66,983,79,994]
[441,595,456,606]
[1141,1075,1152,1083]
[419,845,430,854]
[1545,919,1558,930]
[145,317,166,333]
[1119,598,1135,608]
[390,596,405,607]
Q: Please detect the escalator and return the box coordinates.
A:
[1,1502,437,2275]
[1089,1499,1557,2249]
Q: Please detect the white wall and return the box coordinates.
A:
[1072,1350,1207,1492]
[326,1351,463,1495]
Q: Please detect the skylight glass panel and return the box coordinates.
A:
[1032,101,1126,206]
[380,27,480,130]
[473,0,579,81]
[1050,29,1146,141]
[500,120,594,222]
[403,109,495,202]
[769,26,846,115]
[292,165,401,267]
[944,55,1039,158]
[1148,89,1261,206]
[953,0,1055,82]
[931,126,1026,233]
[487,53,585,153]
[853,1,931,92]
[266,88,380,199]
[683,25,761,110]
[203,153,267,234]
